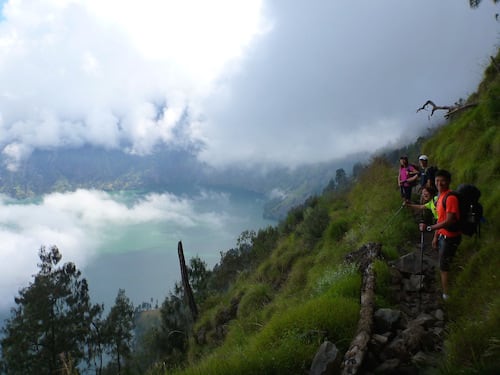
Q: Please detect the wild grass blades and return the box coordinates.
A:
[313,262,358,297]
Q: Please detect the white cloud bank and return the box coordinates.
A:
[0,189,230,310]
[0,0,267,168]
[0,0,498,169]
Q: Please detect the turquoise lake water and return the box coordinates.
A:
[80,188,276,310]
[0,188,276,317]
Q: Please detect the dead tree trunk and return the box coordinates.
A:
[341,243,381,375]
[178,241,198,320]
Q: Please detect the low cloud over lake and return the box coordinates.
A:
[0,189,270,310]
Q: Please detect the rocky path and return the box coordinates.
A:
[311,237,448,375]
[360,232,446,374]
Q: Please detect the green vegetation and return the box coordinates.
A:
[1,48,498,375]
[148,50,499,374]
[0,247,137,375]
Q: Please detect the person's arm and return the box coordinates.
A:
[405,203,425,211]
[427,194,459,232]
[406,167,419,183]
[428,212,457,231]
[432,229,438,249]
[398,171,403,186]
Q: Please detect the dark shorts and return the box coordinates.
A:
[438,235,461,272]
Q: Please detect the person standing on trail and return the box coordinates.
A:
[406,186,437,224]
[398,156,418,202]
[421,169,461,301]
[418,155,437,194]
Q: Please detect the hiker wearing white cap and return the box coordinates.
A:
[418,154,437,193]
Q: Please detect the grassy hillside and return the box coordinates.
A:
[420,52,500,373]
[149,51,500,374]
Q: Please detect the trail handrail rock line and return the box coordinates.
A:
[340,242,382,375]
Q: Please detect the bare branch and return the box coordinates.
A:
[417,100,478,119]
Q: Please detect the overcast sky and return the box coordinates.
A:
[0,0,498,170]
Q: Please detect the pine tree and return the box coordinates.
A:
[0,246,101,374]
[102,289,135,375]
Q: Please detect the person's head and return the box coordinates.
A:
[399,156,408,167]
[420,186,436,203]
[435,169,451,193]
[418,154,428,167]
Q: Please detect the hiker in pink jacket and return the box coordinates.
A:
[398,156,418,201]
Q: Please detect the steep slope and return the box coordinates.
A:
[150,51,499,374]
[418,51,500,373]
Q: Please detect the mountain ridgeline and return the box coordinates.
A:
[0,145,366,220]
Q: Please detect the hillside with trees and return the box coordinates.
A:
[140,48,498,374]
[0,144,362,221]
[1,47,499,375]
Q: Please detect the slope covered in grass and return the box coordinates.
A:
[152,51,499,375]
[419,51,500,374]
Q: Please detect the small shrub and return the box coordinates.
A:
[327,217,350,242]
[299,204,330,247]
[381,245,399,260]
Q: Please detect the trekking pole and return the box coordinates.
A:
[419,229,425,311]
[380,203,405,234]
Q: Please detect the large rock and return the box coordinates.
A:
[393,251,435,275]
[409,313,436,329]
[374,308,401,333]
[402,324,426,353]
[403,275,424,292]
[380,337,410,362]
[310,341,340,375]
[393,251,421,274]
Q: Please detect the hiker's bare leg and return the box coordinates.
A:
[441,271,449,295]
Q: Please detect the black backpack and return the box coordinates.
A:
[423,166,438,188]
[443,184,483,237]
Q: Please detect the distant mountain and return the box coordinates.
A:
[0,146,368,219]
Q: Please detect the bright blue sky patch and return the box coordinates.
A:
[0,0,6,21]
[0,0,9,21]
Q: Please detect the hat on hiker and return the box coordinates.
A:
[419,155,428,161]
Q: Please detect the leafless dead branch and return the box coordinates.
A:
[417,100,478,119]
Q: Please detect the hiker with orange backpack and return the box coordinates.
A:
[420,169,460,301]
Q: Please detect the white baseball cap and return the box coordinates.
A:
[418,155,428,161]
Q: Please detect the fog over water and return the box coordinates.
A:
[0,188,275,314]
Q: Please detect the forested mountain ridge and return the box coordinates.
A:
[0,145,364,220]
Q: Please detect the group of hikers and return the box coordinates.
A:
[397,155,461,301]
